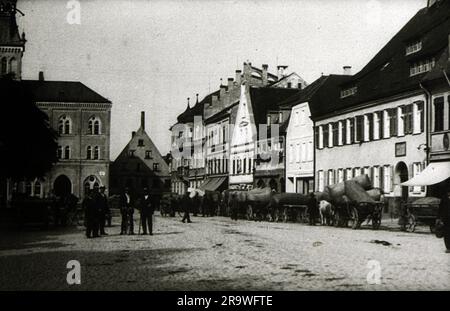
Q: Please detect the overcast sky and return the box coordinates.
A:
[17,0,425,159]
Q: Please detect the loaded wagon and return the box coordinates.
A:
[400,197,440,233]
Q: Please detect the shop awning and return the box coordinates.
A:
[198,177,227,192]
[401,162,450,186]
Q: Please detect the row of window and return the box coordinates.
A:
[316,101,424,149]
[207,158,229,175]
[128,150,153,159]
[58,115,102,135]
[433,95,450,132]
[0,56,17,76]
[231,157,254,175]
[57,145,102,160]
[317,163,424,194]
[289,141,313,163]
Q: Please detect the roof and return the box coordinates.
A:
[249,86,300,126]
[21,80,111,103]
[0,1,25,47]
[177,104,193,124]
[278,75,330,109]
[422,46,450,83]
[311,0,450,119]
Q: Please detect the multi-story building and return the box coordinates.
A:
[1,1,112,201]
[233,86,299,191]
[283,75,350,194]
[110,112,170,197]
[311,0,450,214]
[403,32,450,192]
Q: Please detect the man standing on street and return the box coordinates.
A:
[83,189,99,238]
[438,189,450,253]
[97,186,109,235]
[181,191,192,223]
[120,187,135,235]
[307,192,318,226]
[139,187,154,235]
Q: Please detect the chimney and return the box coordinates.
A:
[277,65,288,79]
[262,64,268,85]
[235,70,242,85]
[140,111,145,130]
[220,84,226,98]
[38,71,44,81]
[227,78,234,90]
[132,131,136,138]
[343,66,352,75]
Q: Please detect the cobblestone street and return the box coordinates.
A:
[0,214,449,291]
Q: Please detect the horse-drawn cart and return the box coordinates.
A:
[345,201,384,230]
[400,197,440,233]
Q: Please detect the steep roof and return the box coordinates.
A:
[0,1,25,47]
[249,86,300,126]
[422,46,450,83]
[176,104,193,124]
[311,0,450,119]
[21,80,111,103]
[278,75,330,109]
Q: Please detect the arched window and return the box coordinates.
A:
[1,57,7,75]
[34,180,41,197]
[57,146,63,159]
[64,146,70,159]
[58,115,72,134]
[94,146,100,160]
[88,116,101,135]
[8,57,17,75]
[86,146,92,159]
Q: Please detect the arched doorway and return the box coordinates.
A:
[269,178,278,192]
[256,179,266,188]
[395,162,409,201]
[83,175,101,196]
[54,175,72,197]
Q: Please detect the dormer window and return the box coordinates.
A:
[405,40,422,56]
[340,86,357,99]
[410,58,435,76]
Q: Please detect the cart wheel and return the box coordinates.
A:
[246,205,253,220]
[406,214,416,233]
[282,208,288,223]
[334,211,340,227]
[349,207,359,229]
[429,224,436,234]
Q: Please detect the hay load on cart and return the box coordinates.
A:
[322,175,385,229]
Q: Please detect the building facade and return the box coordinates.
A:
[1,1,112,201]
[110,112,170,197]
[311,1,450,214]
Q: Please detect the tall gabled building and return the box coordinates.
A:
[110,112,170,197]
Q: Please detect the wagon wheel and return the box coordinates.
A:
[348,207,360,229]
[406,214,416,232]
[246,205,253,220]
[333,210,340,227]
[282,207,288,223]
[429,223,436,234]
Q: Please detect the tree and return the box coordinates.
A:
[0,77,58,179]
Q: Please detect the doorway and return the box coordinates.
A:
[54,175,72,197]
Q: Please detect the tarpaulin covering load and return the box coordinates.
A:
[344,180,376,203]
[246,187,272,203]
[401,162,450,186]
[271,193,310,206]
[366,188,383,202]
[410,197,440,205]
[315,191,331,202]
[328,175,372,198]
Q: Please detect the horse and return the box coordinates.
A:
[319,200,334,226]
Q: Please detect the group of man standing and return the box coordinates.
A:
[119,187,155,235]
[83,185,110,238]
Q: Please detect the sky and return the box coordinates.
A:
[16,0,425,160]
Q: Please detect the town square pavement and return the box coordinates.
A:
[0,214,449,290]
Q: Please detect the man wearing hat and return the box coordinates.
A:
[97,186,109,235]
[120,187,135,235]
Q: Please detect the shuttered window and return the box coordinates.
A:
[434,97,444,132]
[388,109,397,137]
[355,116,364,142]
[403,105,413,134]
[323,125,329,147]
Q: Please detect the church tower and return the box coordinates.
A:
[0,0,26,80]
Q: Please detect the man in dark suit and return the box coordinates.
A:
[83,189,99,238]
[120,187,135,235]
[438,190,450,253]
[139,187,154,235]
[96,186,109,235]
[307,192,318,226]
[181,191,192,223]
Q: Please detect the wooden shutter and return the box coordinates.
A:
[390,165,395,193]
[378,112,384,139]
